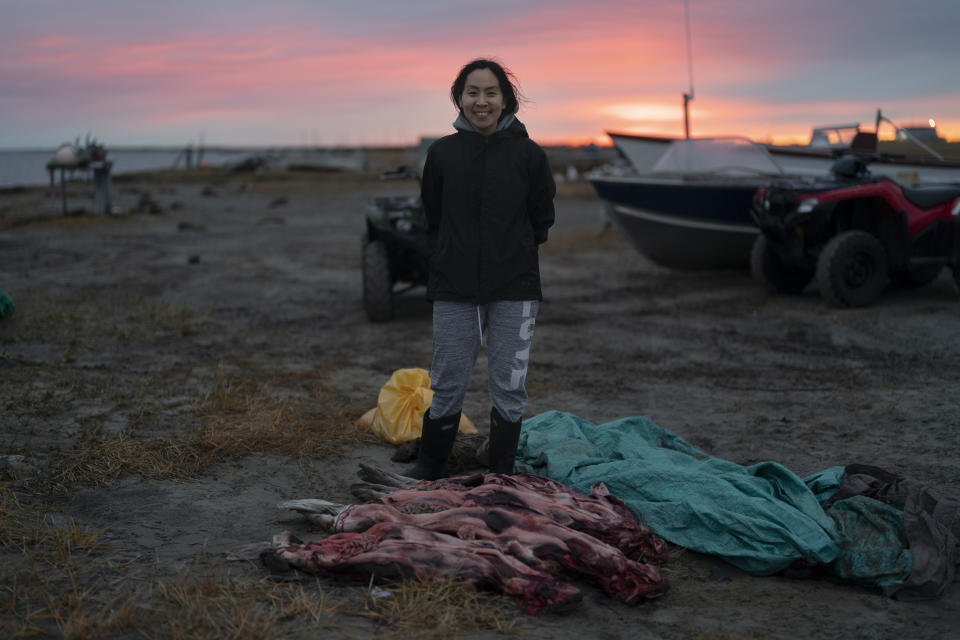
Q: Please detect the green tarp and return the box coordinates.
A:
[516,411,914,588]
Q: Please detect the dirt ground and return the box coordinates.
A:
[1,149,958,639]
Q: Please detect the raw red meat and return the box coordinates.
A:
[331,502,666,603]
[271,471,669,611]
[366,472,668,564]
[273,523,583,614]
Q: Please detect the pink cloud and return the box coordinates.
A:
[2,3,957,146]
[27,35,76,48]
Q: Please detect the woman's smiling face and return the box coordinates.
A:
[459,68,504,136]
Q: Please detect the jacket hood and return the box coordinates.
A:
[453,104,525,137]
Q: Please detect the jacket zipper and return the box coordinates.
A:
[476,135,488,304]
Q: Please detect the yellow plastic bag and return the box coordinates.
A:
[365,368,477,444]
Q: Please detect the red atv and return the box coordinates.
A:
[750,156,960,307]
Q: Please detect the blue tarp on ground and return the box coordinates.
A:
[515,410,914,587]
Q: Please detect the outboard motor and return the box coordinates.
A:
[830,154,870,180]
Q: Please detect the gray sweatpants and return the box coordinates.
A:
[429,300,538,423]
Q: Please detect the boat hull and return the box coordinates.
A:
[591,175,758,269]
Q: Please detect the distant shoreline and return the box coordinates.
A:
[0,142,615,154]
[0,144,620,190]
[0,144,416,154]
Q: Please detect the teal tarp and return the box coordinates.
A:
[516,411,912,587]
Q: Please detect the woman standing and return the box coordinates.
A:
[405,58,555,480]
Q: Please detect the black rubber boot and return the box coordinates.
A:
[403,409,460,480]
[486,407,523,474]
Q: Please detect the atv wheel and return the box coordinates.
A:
[816,230,888,307]
[750,235,814,294]
[897,264,942,288]
[362,239,394,322]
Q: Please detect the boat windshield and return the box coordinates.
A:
[651,138,784,176]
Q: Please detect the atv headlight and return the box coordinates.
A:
[797,197,819,214]
[952,199,960,217]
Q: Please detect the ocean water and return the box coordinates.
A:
[0,148,258,189]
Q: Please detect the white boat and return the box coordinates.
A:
[608,113,960,187]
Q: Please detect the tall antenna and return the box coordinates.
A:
[682,0,695,139]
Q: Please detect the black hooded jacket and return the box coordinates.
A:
[420,116,556,304]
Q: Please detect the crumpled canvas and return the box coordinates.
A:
[820,463,960,599]
[515,411,960,597]
[363,368,477,444]
[517,411,854,577]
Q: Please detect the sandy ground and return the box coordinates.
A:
[1,150,959,639]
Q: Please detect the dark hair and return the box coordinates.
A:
[450,58,522,119]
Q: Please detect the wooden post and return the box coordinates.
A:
[60,168,67,215]
[92,161,113,215]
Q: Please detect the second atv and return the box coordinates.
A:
[361,191,431,322]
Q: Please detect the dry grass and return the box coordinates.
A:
[194,367,378,461]
[0,486,349,639]
[149,571,344,640]
[0,493,520,640]
[5,383,68,419]
[111,164,416,196]
[51,367,376,487]
[55,434,203,486]
[362,576,524,639]
[0,541,350,640]
[0,186,139,231]
[123,300,210,338]
[1,211,136,232]
[0,487,116,638]
[15,305,95,344]
[3,469,528,638]
[0,489,107,566]
[5,302,375,488]
[4,298,209,347]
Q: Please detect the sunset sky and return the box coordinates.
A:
[2,0,957,149]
